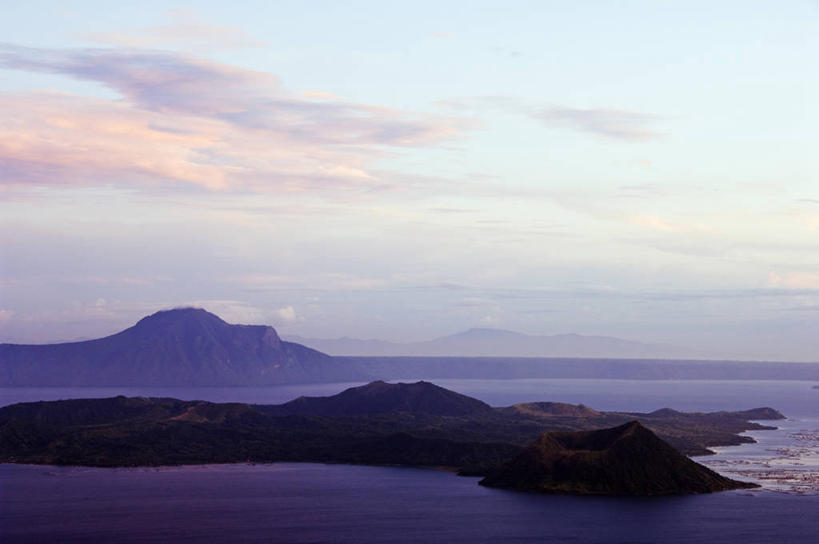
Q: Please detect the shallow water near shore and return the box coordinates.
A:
[1,378,817,542]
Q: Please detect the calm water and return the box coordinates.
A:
[1,463,816,544]
[1,379,817,543]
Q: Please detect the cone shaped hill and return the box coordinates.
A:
[480,421,757,495]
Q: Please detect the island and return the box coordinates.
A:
[0,381,782,495]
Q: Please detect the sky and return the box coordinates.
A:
[1,1,818,360]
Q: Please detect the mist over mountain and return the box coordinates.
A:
[286,328,702,359]
[0,308,363,386]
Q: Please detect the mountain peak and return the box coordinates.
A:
[505,401,601,418]
[458,328,523,337]
[0,309,364,386]
[134,307,226,329]
[292,326,694,358]
[480,421,757,495]
[264,380,494,417]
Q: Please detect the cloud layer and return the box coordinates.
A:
[536,108,664,141]
[0,43,461,192]
[437,97,665,141]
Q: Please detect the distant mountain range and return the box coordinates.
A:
[0,308,363,386]
[285,328,701,358]
[3,308,819,387]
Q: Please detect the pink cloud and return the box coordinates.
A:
[0,44,464,192]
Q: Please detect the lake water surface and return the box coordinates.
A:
[1,379,817,543]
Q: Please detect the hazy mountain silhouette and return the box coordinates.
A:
[286,328,699,358]
[480,421,758,495]
[0,308,363,386]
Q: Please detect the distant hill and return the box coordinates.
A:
[0,308,364,386]
[286,328,699,358]
[480,421,758,495]
[499,402,601,418]
[260,380,494,417]
[344,356,819,382]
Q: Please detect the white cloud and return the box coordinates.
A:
[479,314,499,325]
[275,305,298,322]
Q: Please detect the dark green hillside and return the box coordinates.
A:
[480,422,758,495]
[258,380,494,417]
[0,380,783,484]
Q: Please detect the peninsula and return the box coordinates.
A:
[0,381,780,494]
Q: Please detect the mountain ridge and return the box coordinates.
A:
[259,380,494,417]
[285,328,702,358]
[0,308,363,386]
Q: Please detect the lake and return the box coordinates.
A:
[1,379,817,543]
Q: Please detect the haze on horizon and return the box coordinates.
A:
[1,1,817,362]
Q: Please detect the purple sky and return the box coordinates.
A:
[1,2,818,361]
